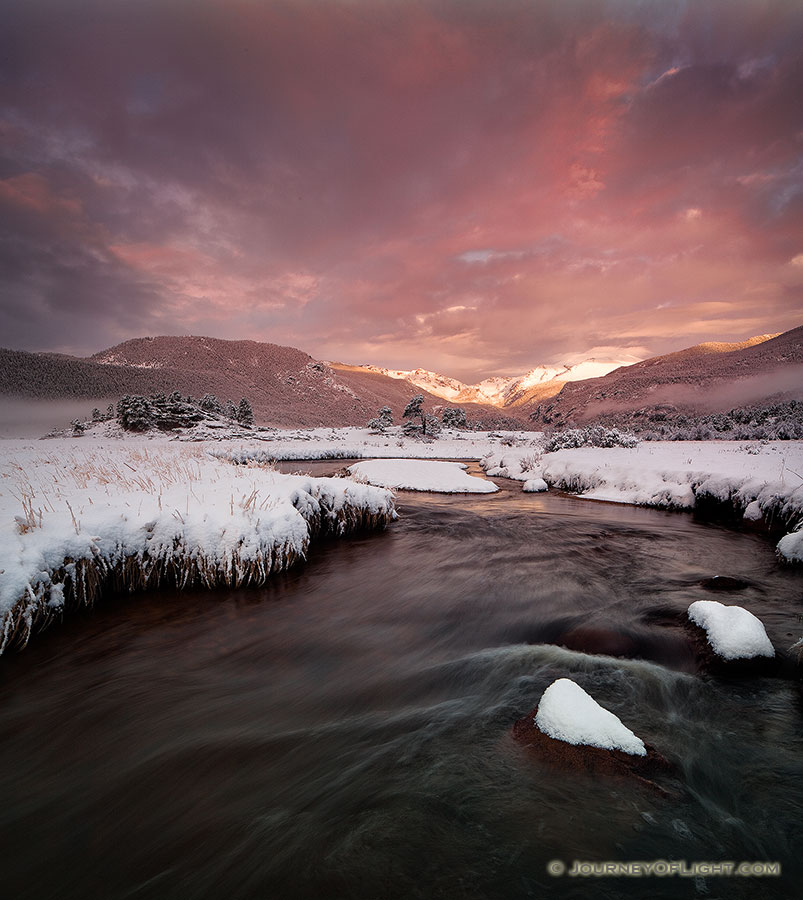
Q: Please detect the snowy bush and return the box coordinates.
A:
[519,452,543,472]
[593,400,803,442]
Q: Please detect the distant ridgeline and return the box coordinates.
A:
[71,393,257,434]
[0,347,195,399]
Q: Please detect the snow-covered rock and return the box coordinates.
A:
[534,678,647,756]
[347,459,498,493]
[743,500,763,522]
[687,600,775,660]
[522,478,548,492]
[777,529,803,564]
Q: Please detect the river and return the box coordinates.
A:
[0,461,801,899]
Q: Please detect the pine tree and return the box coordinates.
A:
[403,394,425,432]
[116,395,154,432]
[367,405,394,432]
[199,394,222,415]
[442,407,467,429]
[237,398,254,426]
[403,395,439,436]
[424,414,441,436]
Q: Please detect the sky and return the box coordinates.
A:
[1,0,802,382]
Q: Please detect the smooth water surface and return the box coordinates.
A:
[1,462,801,899]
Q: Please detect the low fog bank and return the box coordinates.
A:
[697,366,803,411]
[0,398,113,438]
[582,365,803,420]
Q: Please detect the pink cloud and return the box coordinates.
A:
[0,0,800,376]
[0,173,82,216]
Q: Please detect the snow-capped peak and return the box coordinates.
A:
[358,356,640,408]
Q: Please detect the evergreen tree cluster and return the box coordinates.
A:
[112,392,255,432]
[367,397,469,437]
[542,426,639,452]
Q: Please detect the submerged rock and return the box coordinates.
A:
[511,617,700,673]
[700,575,751,592]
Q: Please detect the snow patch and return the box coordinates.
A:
[523,478,548,492]
[742,500,763,521]
[347,459,498,493]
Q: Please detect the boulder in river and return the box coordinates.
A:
[683,599,796,680]
[512,679,673,793]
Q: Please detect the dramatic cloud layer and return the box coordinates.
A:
[1,0,801,379]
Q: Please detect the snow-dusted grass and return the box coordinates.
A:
[481,440,803,562]
[211,425,537,463]
[687,600,775,660]
[0,440,395,653]
[40,429,803,562]
[535,678,647,756]
[347,459,498,493]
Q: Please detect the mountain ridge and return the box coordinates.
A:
[1,328,800,431]
[353,355,641,407]
[531,328,803,426]
[0,336,523,429]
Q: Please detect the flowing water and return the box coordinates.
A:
[0,462,802,899]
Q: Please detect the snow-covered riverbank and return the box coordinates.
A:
[212,427,803,562]
[3,429,802,653]
[479,440,803,562]
[0,439,395,652]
